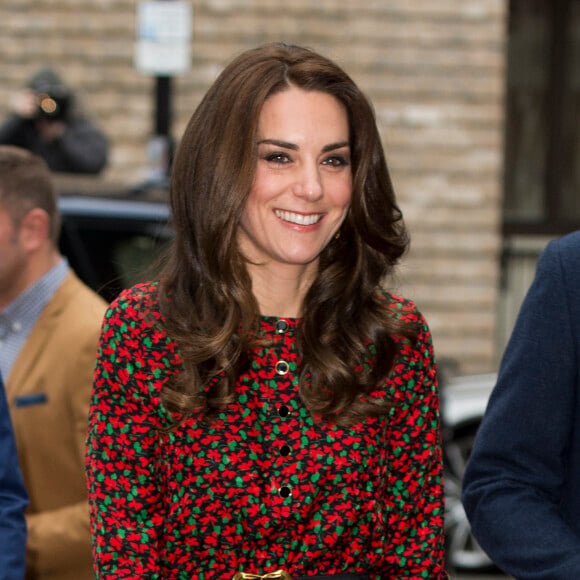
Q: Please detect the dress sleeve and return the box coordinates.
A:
[383,305,449,579]
[86,288,175,579]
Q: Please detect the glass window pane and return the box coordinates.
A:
[556,1,580,219]
[503,0,551,223]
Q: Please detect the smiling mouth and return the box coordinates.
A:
[274,210,323,226]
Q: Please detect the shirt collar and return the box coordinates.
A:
[2,258,69,326]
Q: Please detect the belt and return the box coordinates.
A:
[232,572,369,580]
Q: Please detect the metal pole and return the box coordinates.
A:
[149,0,173,186]
[155,75,171,138]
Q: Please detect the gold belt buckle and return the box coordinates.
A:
[232,570,292,580]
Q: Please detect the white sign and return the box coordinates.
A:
[135,1,192,75]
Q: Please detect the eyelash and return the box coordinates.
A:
[323,155,349,167]
[262,152,350,167]
[264,152,291,164]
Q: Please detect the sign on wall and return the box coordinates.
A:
[135,0,192,75]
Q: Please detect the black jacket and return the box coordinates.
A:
[0,115,108,174]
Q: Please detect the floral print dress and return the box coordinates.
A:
[86,282,449,579]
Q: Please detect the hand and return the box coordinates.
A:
[11,89,38,119]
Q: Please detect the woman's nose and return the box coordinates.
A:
[292,162,323,201]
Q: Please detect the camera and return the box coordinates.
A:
[35,87,70,121]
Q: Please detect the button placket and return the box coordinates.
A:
[271,318,294,504]
[271,318,292,420]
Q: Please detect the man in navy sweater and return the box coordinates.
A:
[463,231,580,579]
[0,371,28,579]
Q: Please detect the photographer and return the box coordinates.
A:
[0,68,108,174]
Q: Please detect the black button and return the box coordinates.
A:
[276,319,289,333]
[278,486,292,498]
[278,405,290,417]
[275,360,289,375]
[279,444,291,457]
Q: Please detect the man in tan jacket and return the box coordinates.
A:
[0,145,107,579]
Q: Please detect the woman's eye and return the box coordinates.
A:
[264,152,291,164]
[323,155,349,167]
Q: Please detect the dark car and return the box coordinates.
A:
[56,176,172,303]
[439,370,497,573]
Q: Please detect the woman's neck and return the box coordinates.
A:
[247,261,317,318]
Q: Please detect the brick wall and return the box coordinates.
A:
[0,0,508,373]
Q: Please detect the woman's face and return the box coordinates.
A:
[238,86,352,272]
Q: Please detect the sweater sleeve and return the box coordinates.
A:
[462,239,580,579]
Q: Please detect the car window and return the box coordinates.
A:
[59,196,173,303]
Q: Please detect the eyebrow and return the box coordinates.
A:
[257,139,350,153]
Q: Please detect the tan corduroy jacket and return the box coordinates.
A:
[6,271,107,580]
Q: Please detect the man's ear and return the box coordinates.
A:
[18,208,51,252]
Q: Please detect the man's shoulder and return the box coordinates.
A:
[553,230,580,256]
[46,271,107,331]
[58,271,107,309]
[17,272,106,367]
[542,231,580,285]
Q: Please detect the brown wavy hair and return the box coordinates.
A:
[158,43,416,426]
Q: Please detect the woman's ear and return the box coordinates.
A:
[18,208,51,252]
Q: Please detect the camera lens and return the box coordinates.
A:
[35,91,69,120]
[37,94,58,116]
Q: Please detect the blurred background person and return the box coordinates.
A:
[0,145,107,579]
[0,371,28,580]
[0,68,109,175]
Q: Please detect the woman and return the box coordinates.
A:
[86,43,449,579]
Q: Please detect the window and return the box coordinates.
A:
[59,196,172,302]
[503,0,580,234]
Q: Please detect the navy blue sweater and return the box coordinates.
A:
[463,231,580,579]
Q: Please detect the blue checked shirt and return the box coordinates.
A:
[0,259,68,380]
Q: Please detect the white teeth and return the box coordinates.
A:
[275,210,322,225]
